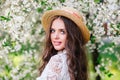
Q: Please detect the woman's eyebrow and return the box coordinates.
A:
[59,29,65,31]
[50,27,55,30]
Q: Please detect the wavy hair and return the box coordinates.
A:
[39,16,88,80]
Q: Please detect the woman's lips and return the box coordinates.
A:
[53,41,62,46]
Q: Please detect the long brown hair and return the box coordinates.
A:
[39,16,88,80]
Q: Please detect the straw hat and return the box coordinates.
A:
[41,7,90,44]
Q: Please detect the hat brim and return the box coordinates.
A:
[41,9,90,45]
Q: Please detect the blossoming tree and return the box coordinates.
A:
[0,0,120,80]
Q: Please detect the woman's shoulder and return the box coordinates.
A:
[50,53,66,62]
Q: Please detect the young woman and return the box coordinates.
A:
[37,7,90,80]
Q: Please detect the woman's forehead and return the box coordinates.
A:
[51,18,66,29]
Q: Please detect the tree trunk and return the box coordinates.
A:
[92,43,101,80]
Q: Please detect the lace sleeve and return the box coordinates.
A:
[37,55,63,80]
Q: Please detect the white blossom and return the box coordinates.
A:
[0,0,120,79]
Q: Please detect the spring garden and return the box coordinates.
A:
[0,0,120,80]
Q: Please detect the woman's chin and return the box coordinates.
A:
[54,46,64,51]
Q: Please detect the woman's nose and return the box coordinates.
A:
[54,32,59,39]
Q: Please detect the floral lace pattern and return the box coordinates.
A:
[36,50,70,80]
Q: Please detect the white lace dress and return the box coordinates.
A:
[36,50,70,80]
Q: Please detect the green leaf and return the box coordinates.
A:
[99,42,115,51]
[99,52,118,62]
[37,7,43,13]
[99,66,105,71]
[5,65,12,73]
[31,29,36,35]
[94,0,100,3]
[2,37,15,48]
[114,45,120,53]
[117,23,120,29]
[47,6,52,10]
[0,16,10,21]
[94,0,104,3]
[59,0,65,3]
[108,73,113,77]
[0,12,11,21]
[41,0,47,5]
[90,35,96,43]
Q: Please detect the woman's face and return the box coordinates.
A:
[50,18,67,51]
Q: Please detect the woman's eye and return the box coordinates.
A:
[61,30,65,34]
[50,29,55,33]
